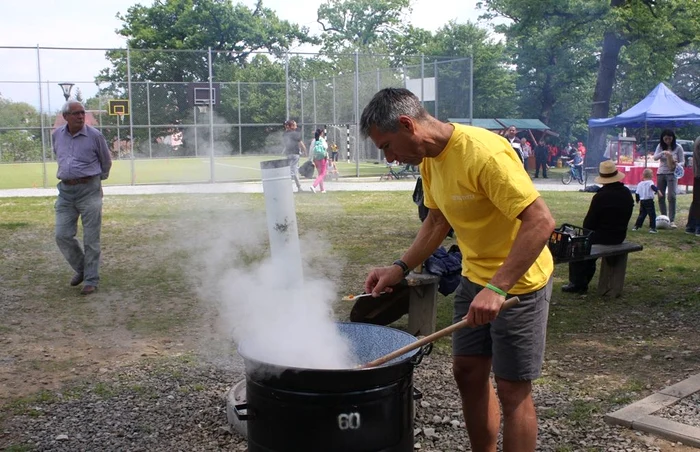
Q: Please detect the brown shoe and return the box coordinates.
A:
[80,285,97,295]
[70,273,84,286]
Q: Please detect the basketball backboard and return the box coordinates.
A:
[108,99,129,116]
[187,82,220,106]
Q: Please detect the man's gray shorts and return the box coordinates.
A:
[452,276,552,381]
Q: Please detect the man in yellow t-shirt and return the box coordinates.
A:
[360,88,554,452]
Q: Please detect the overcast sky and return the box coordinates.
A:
[0,0,488,110]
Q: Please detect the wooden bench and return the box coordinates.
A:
[405,272,440,336]
[554,242,643,297]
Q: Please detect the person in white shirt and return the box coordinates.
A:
[632,168,663,233]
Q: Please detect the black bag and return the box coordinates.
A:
[299,160,315,178]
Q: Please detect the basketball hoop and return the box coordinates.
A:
[197,105,208,113]
[116,112,124,123]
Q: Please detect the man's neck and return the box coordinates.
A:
[67,125,82,135]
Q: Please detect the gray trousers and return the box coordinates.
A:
[656,173,677,222]
[55,176,103,286]
[287,154,302,189]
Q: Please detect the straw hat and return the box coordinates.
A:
[594,160,625,185]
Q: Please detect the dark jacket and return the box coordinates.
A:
[583,182,634,244]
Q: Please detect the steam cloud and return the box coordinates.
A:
[183,206,356,370]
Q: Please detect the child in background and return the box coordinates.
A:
[633,168,663,233]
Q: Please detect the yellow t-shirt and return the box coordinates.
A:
[421,124,553,294]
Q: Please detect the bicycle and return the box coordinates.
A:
[562,161,585,185]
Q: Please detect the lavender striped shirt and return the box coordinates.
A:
[52,125,112,181]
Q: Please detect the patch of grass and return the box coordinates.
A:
[0,222,29,230]
[567,399,601,424]
[3,445,34,452]
[4,390,58,415]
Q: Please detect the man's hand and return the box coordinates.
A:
[364,265,405,297]
[463,288,506,327]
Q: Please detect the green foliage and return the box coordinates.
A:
[94,0,317,155]
[316,0,411,52]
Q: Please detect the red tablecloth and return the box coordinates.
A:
[616,165,695,186]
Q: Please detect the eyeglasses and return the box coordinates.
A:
[69,111,86,116]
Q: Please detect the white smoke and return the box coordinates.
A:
[182,205,356,370]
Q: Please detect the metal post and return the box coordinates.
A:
[237,81,242,155]
[332,76,337,126]
[116,115,121,157]
[126,46,136,185]
[46,80,53,161]
[434,60,439,119]
[354,51,360,176]
[469,54,474,126]
[285,52,290,120]
[208,47,215,182]
[420,54,425,108]
[332,76,337,147]
[300,82,305,141]
[146,81,153,158]
[36,45,47,188]
[194,106,198,157]
[376,69,382,162]
[313,78,317,127]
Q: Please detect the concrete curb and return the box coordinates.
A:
[605,373,700,447]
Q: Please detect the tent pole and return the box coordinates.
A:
[644,122,648,168]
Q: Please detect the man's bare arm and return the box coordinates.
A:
[400,208,452,269]
[364,208,451,296]
[489,197,555,292]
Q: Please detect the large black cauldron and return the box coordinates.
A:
[234,322,431,452]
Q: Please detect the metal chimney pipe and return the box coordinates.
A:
[260,159,303,287]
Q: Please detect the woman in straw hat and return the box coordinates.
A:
[562,160,634,294]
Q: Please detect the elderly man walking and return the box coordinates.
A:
[361,88,554,452]
[53,101,112,295]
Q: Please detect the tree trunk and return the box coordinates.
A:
[588,0,627,167]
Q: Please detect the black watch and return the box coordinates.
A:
[392,259,410,277]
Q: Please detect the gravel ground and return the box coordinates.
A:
[1,352,687,452]
[656,391,700,428]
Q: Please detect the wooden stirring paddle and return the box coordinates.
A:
[358,296,520,369]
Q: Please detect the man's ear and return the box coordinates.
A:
[398,115,415,133]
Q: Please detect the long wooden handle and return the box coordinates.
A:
[359,296,520,369]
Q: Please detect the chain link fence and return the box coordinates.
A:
[0,46,472,187]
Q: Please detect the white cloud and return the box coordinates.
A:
[0,0,485,109]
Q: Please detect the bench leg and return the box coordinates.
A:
[408,284,438,336]
[597,254,628,298]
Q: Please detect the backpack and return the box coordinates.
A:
[313,140,327,160]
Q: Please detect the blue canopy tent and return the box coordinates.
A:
[588,82,700,168]
[588,82,700,129]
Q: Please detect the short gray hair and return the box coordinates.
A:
[61,100,84,115]
[359,88,428,138]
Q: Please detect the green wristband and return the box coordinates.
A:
[485,283,507,297]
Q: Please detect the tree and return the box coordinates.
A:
[96,0,317,155]
[586,0,700,162]
[0,96,42,162]
[479,0,700,160]
[316,0,411,52]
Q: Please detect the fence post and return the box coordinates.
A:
[46,80,53,162]
[285,52,289,120]
[313,78,317,127]
[36,45,48,188]
[146,81,153,158]
[469,53,474,125]
[37,47,48,187]
[420,54,425,108]
[237,81,242,155]
[354,51,360,176]
[434,60,438,119]
[127,46,136,185]
[208,47,215,183]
